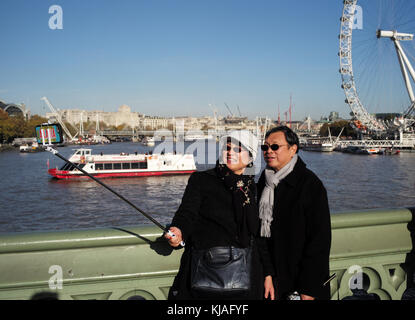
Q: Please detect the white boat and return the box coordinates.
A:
[184,134,214,141]
[92,135,111,144]
[19,142,45,153]
[48,148,196,179]
[301,127,344,153]
[301,140,334,152]
[141,137,155,147]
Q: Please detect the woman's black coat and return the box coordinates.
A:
[168,168,264,300]
[257,156,332,300]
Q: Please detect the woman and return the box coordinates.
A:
[164,130,263,300]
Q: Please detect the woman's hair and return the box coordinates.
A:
[265,125,299,153]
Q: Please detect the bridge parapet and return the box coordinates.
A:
[329,207,414,299]
[0,207,413,300]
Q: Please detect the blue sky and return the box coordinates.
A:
[0,0,404,121]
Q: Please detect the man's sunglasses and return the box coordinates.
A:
[261,144,289,152]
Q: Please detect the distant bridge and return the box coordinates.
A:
[337,139,415,149]
[96,129,253,138]
[97,130,154,137]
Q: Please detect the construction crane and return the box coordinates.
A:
[41,97,76,142]
[237,105,242,117]
[224,102,234,117]
[277,104,281,124]
[208,104,219,134]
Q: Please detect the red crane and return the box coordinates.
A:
[283,95,293,128]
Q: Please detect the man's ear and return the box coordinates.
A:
[290,144,298,155]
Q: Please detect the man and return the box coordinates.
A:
[257,126,331,300]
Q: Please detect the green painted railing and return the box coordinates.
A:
[329,207,414,299]
[0,207,413,300]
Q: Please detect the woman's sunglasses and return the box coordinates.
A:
[224,144,244,153]
[261,144,289,152]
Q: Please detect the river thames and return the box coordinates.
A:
[0,141,414,233]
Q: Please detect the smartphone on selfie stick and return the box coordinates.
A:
[35,123,184,246]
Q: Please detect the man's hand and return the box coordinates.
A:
[264,275,275,300]
[164,226,183,247]
[300,293,315,300]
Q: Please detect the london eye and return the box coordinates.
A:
[339,0,415,137]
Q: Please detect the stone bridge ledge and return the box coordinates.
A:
[0,207,413,300]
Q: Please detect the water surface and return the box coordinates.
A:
[0,142,414,233]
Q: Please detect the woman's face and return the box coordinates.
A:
[222,141,251,175]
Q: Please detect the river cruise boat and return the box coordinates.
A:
[48,148,197,179]
[301,140,335,152]
[300,128,343,153]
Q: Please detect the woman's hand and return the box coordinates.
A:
[164,227,183,247]
[264,275,275,300]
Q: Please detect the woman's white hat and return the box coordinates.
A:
[219,130,259,161]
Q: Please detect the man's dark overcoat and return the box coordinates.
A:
[257,156,332,300]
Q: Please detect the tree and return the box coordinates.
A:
[23,115,48,137]
[1,114,25,142]
[0,112,48,143]
[115,124,127,131]
[0,109,11,142]
[200,124,212,131]
[319,120,357,138]
[0,109,8,121]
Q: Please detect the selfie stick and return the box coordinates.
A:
[40,128,184,246]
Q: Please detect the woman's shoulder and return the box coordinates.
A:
[188,168,217,183]
[194,167,217,176]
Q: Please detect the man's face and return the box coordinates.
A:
[263,131,297,170]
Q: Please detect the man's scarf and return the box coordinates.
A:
[259,154,298,237]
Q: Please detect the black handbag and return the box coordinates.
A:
[190,245,252,296]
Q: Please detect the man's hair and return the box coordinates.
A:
[265,125,299,153]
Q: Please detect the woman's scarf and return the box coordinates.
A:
[259,154,298,237]
[215,161,259,247]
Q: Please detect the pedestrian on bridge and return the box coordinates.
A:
[258,125,332,300]
[165,130,264,300]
